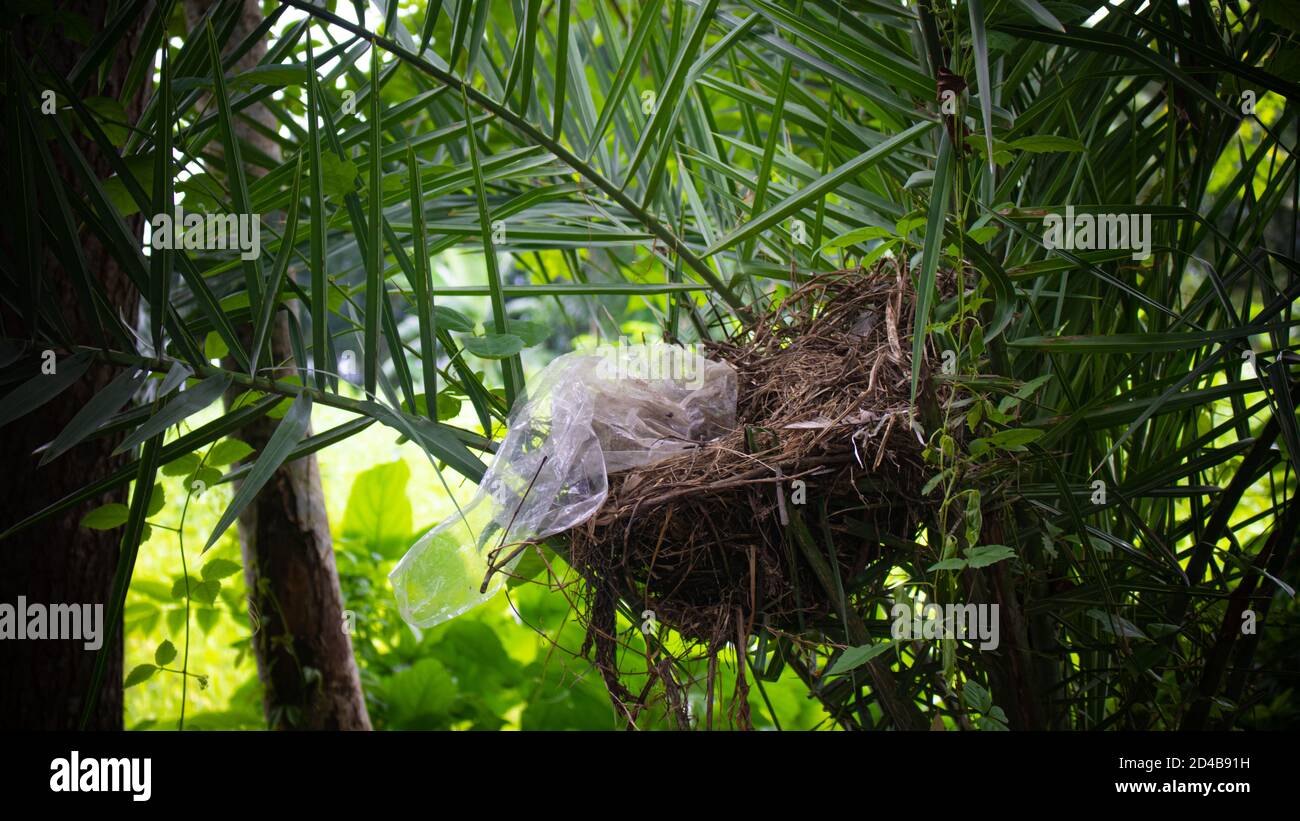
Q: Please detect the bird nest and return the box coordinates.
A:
[561,265,956,725]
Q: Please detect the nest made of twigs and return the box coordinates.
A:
[564,264,953,721]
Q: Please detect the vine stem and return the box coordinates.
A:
[177,490,190,732]
[170,421,219,730]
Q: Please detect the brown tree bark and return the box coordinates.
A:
[184,0,370,730]
[0,4,149,730]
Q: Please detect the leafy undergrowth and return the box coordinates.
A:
[123,399,832,730]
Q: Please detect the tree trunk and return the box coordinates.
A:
[184,0,371,730]
[228,316,371,730]
[0,3,149,730]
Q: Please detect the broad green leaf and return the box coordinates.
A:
[341,460,414,559]
[461,333,525,359]
[507,319,550,347]
[204,331,229,361]
[818,226,893,252]
[124,664,157,688]
[161,452,201,477]
[200,558,242,582]
[964,544,1016,568]
[382,657,457,729]
[80,503,129,530]
[927,558,969,572]
[429,305,475,333]
[206,438,255,466]
[146,483,166,517]
[827,641,896,676]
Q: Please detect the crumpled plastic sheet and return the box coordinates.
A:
[390,343,738,628]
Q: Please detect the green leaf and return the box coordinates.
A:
[1007,135,1086,153]
[200,558,242,582]
[707,121,934,255]
[229,64,308,89]
[0,352,93,429]
[3,396,280,543]
[204,394,312,551]
[317,151,361,201]
[506,319,550,347]
[171,576,220,606]
[149,39,172,354]
[817,225,893,252]
[911,131,954,402]
[188,466,222,494]
[114,373,233,455]
[586,0,666,158]
[249,157,303,378]
[431,305,475,333]
[1008,0,1066,33]
[622,0,721,184]
[382,657,457,729]
[80,503,129,530]
[157,360,193,397]
[162,452,200,477]
[207,438,255,466]
[146,483,165,517]
[964,544,1016,568]
[154,640,176,666]
[306,33,329,391]
[407,144,439,419]
[341,460,414,559]
[363,40,384,396]
[963,678,993,713]
[968,0,995,179]
[988,428,1044,451]
[204,331,229,361]
[972,428,1045,456]
[1086,609,1148,640]
[40,367,147,465]
[206,20,264,320]
[827,641,896,676]
[436,393,462,421]
[927,557,969,572]
[1009,326,1272,353]
[461,333,525,359]
[124,664,157,688]
[79,96,129,145]
[461,86,521,404]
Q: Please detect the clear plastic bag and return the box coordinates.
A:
[390,343,738,628]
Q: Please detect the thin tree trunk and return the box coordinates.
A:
[228,316,371,730]
[184,0,370,730]
[0,3,149,730]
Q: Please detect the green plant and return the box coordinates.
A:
[2,0,1296,729]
